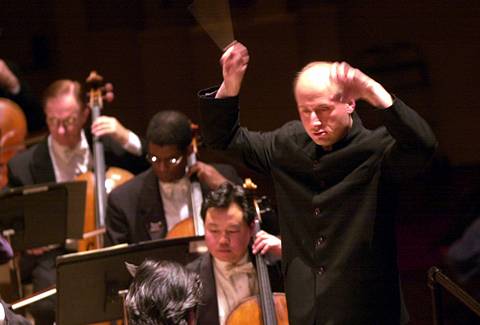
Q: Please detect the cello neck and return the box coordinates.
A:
[188,151,204,236]
[86,71,108,231]
[253,203,278,325]
[245,179,278,325]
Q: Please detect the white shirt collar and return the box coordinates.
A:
[49,130,89,163]
[214,252,250,275]
[158,176,190,197]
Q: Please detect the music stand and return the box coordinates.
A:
[56,236,205,325]
[0,180,86,251]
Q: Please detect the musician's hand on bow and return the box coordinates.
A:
[0,59,20,94]
[216,41,250,98]
[330,61,392,109]
[188,161,228,189]
[252,230,282,258]
[91,115,130,145]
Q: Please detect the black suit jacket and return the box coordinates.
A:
[186,253,284,325]
[7,133,148,188]
[105,164,241,245]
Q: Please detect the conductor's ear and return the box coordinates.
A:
[346,100,356,114]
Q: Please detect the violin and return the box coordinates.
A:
[226,179,289,325]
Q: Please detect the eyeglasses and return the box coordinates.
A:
[146,153,184,167]
[46,115,78,129]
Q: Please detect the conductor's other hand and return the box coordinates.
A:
[0,59,20,94]
[91,115,130,146]
[188,161,227,190]
[216,41,249,99]
[331,62,393,109]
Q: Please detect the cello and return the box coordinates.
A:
[226,179,289,325]
[0,98,27,188]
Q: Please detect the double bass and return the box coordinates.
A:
[226,179,289,325]
[76,71,133,251]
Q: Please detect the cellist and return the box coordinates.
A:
[186,182,284,325]
[104,110,241,246]
[6,79,148,325]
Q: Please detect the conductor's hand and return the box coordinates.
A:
[188,161,228,189]
[91,116,130,146]
[216,41,249,99]
[331,62,393,109]
[0,59,20,94]
[252,230,282,259]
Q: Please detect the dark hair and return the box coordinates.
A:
[146,110,192,151]
[201,182,254,225]
[125,259,202,325]
[42,79,84,109]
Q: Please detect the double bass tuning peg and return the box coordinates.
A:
[102,83,114,103]
[85,71,115,105]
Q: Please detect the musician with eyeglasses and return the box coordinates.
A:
[104,110,242,246]
[7,79,148,188]
[6,79,148,325]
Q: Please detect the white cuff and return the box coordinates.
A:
[0,303,6,324]
[123,131,142,156]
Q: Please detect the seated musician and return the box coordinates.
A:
[6,79,148,325]
[186,182,283,325]
[125,259,202,325]
[104,110,241,245]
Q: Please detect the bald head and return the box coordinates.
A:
[293,62,343,101]
[293,61,355,148]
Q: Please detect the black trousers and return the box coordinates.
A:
[20,247,66,325]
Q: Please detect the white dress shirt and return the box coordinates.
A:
[158,176,191,231]
[48,130,142,182]
[0,303,5,325]
[213,254,258,325]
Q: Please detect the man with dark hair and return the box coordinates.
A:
[7,79,147,325]
[126,259,202,325]
[187,182,283,325]
[105,110,241,245]
[197,42,437,325]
